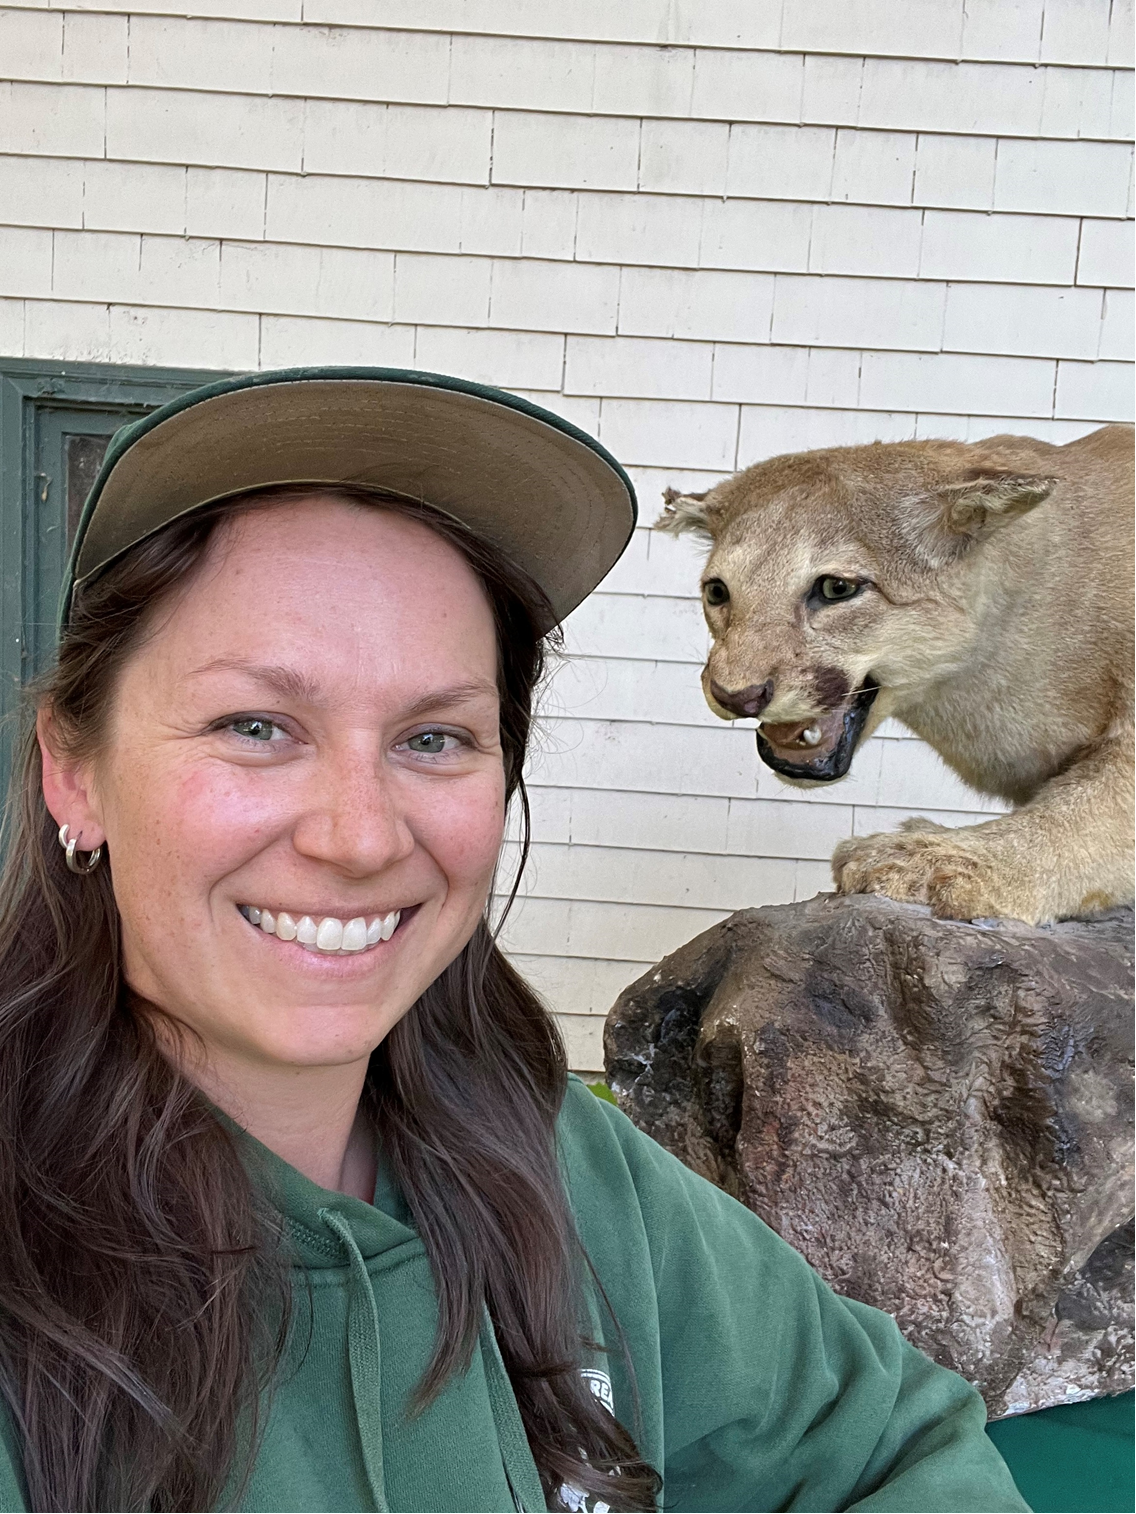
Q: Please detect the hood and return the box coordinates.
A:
[225,1119,547,1513]
[236,1120,419,1270]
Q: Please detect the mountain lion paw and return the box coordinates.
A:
[831,827,1038,923]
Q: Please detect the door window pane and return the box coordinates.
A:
[65,433,114,543]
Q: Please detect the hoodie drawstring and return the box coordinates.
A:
[478,1309,547,1513]
[318,1207,545,1514]
[319,1207,390,1513]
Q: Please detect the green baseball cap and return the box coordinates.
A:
[63,366,638,632]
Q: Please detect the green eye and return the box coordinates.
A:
[407,731,451,754]
[703,578,730,606]
[231,718,279,742]
[817,576,860,602]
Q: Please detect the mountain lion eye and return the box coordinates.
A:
[817,576,860,602]
[703,579,730,606]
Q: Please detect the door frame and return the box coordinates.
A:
[0,356,231,789]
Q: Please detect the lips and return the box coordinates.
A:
[756,681,878,782]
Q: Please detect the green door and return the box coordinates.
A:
[0,357,230,800]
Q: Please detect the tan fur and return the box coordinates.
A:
[658,426,1135,925]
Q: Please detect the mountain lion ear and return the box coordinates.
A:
[907,471,1058,566]
[655,486,717,540]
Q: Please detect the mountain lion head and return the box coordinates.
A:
[657,440,1055,785]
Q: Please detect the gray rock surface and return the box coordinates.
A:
[604,894,1134,1418]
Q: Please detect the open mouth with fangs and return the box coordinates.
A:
[755,681,879,782]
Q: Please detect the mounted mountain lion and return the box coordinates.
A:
[658,425,1134,925]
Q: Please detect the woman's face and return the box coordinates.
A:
[45,498,507,1082]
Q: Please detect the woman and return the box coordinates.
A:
[0,368,1026,1514]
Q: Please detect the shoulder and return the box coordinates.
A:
[554,1078,901,1339]
[555,1074,673,1262]
[557,1073,738,1206]
[555,1076,634,1169]
[555,1076,789,1272]
[555,1075,675,1203]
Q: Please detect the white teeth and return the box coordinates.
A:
[244,905,403,953]
[341,917,368,952]
[315,917,344,951]
[801,725,823,747]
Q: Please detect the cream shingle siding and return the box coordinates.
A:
[1,0,1131,1071]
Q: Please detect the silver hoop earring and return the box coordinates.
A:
[58,823,103,875]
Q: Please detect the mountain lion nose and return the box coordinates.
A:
[710,679,774,719]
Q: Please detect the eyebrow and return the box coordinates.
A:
[188,658,499,716]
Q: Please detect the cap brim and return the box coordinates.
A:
[67,367,637,632]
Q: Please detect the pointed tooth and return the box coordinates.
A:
[341,917,368,952]
[296,915,317,945]
[275,911,297,942]
[801,724,822,747]
[316,917,344,951]
[366,917,384,946]
[380,911,400,942]
[260,910,276,935]
[247,906,261,925]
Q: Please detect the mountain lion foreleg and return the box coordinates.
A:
[831,734,1134,925]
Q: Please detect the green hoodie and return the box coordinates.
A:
[0,1077,1028,1513]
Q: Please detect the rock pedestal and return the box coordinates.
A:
[604,894,1134,1418]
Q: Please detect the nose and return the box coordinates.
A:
[710,679,774,719]
[291,748,416,876]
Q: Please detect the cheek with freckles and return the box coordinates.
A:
[409,770,508,904]
[101,754,286,936]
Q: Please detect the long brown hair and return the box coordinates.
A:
[0,487,659,1512]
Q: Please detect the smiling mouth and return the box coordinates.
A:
[756,681,879,782]
[237,903,407,956]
